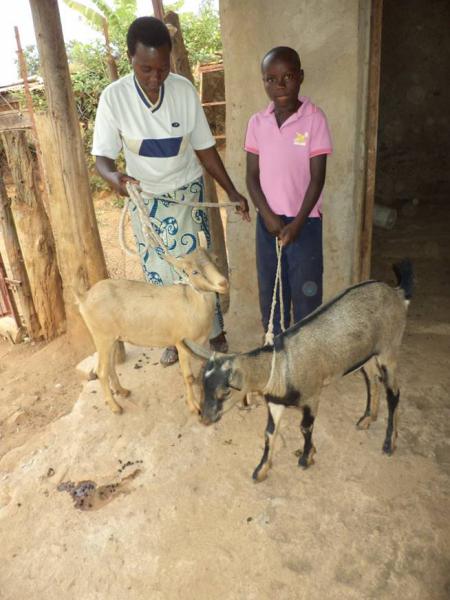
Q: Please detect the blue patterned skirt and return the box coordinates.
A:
[129,176,210,285]
[128,175,223,336]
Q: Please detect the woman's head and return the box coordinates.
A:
[127,17,172,97]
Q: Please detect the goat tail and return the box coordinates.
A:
[393,259,414,302]
[73,266,90,305]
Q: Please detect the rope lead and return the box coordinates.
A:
[264,237,286,346]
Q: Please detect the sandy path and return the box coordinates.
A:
[0,194,449,599]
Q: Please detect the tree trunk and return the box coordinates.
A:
[0,163,41,339]
[164,11,195,86]
[164,11,230,312]
[29,0,108,352]
[1,131,65,339]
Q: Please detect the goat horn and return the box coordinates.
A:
[197,230,208,249]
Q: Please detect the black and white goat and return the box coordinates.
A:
[184,260,413,482]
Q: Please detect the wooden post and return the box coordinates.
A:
[151,0,165,20]
[164,11,195,86]
[15,26,47,197]
[0,166,40,339]
[102,20,119,82]
[358,0,383,280]
[1,130,65,339]
[163,11,230,310]
[28,0,108,350]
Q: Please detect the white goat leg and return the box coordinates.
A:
[177,343,201,414]
[252,403,285,482]
[96,341,123,414]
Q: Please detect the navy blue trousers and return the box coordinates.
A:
[256,214,323,335]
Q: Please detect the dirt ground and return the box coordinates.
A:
[0,193,449,600]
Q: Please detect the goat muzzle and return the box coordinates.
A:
[214,280,229,295]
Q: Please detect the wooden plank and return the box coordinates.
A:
[359,0,383,280]
[0,110,31,132]
[198,63,224,74]
[202,101,226,107]
[1,130,66,340]
[0,257,13,317]
[0,167,40,338]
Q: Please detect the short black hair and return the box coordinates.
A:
[261,46,301,71]
[127,17,172,55]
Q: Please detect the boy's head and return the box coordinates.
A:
[127,17,172,97]
[261,47,304,108]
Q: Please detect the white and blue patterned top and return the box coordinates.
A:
[92,72,215,194]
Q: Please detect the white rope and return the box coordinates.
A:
[118,198,136,257]
[264,238,285,346]
[120,183,189,284]
[263,238,288,396]
[141,189,237,209]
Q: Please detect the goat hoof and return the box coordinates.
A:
[118,388,131,398]
[252,469,268,483]
[298,447,316,469]
[356,415,372,430]
[382,440,395,455]
[252,461,271,482]
[110,403,123,415]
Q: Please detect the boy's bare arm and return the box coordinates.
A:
[279,154,327,246]
[246,152,284,236]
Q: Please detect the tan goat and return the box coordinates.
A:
[76,247,228,414]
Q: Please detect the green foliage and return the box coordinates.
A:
[62,0,137,43]
[17,0,221,195]
[63,0,108,31]
[165,1,185,12]
[19,45,40,78]
[178,0,222,68]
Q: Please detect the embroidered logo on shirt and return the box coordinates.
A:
[294,132,309,146]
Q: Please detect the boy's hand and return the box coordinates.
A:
[228,190,251,222]
[108,172,140,197]
[262,211,284,237]
[279,221,301,246]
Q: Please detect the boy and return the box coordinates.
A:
[245,46,332,336]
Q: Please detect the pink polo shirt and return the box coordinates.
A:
[244,97,332,217]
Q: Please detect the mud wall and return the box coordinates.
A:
[220,0,371,336]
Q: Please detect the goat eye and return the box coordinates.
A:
[191,270,199,275]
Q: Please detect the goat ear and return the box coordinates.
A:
[209,252,219,265]
[228,367,243,390]
[181,338,213,360]
[197,230,208,249]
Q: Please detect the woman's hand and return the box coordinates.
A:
[108,172,140,197]
[228,189,251,221]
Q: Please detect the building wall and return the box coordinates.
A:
[220,0,371,334]
[375,0,450,204]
